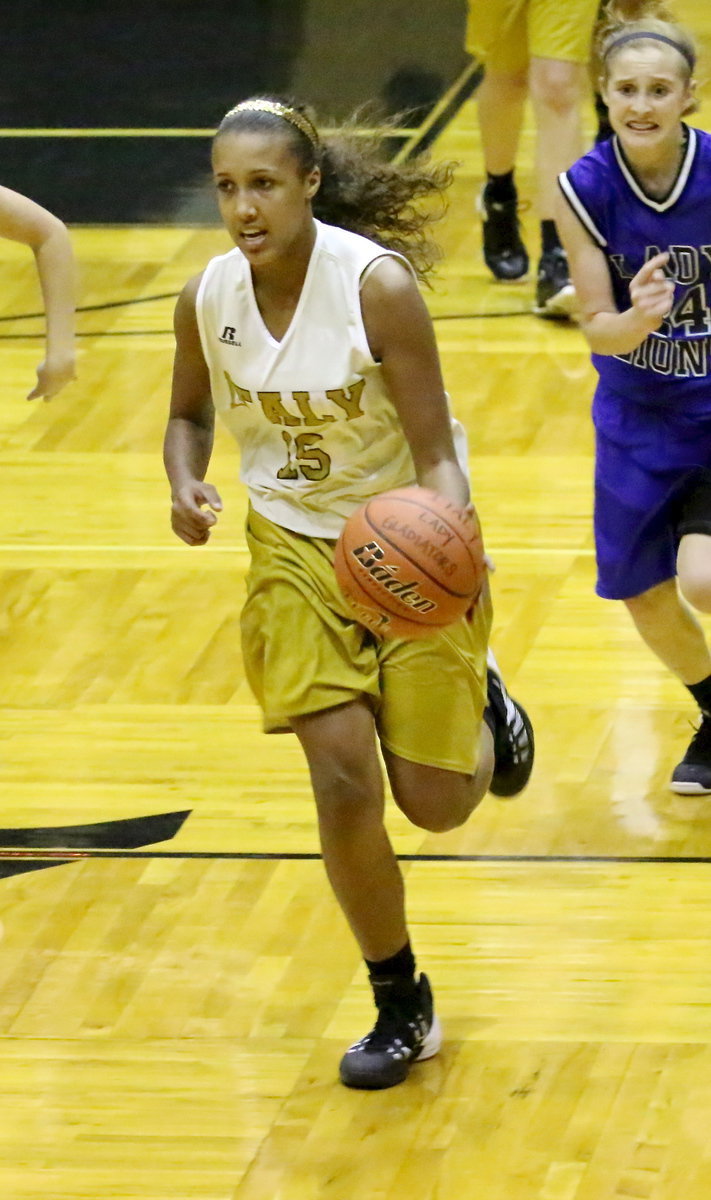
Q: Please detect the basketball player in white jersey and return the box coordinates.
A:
[164,97,534,1089]
[0,185,75,399]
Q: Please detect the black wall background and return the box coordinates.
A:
[2,0,469,221]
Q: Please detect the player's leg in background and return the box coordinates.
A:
[529,55,587,291]
[624,579,711,697]
[476,67,529,280]
[468,0,530,281]
[678,534,711,615]
[528,0,599,317]
[593,418,711,792]
[676,472,711,614]
[624,579,711,793]
[670,476,711,792]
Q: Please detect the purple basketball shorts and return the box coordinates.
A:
[593,383,711,600]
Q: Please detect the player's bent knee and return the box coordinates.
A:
[529,61,583,116]
[390,772,482,833]
[678,534,711,612]
[397,790,479,833]
[679,572,711,614]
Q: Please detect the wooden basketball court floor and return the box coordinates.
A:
[2,4,711,1196]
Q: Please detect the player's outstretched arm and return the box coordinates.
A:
[164,275,223,546]
[0,185,76,400]
[555,187,674,355]
[360,256,470,511]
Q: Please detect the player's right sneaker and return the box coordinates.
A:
[485,650,535,797]
[533,247,577,318]
[339,972,441,1090]
[670,714,711,793]
[478,188,529,281]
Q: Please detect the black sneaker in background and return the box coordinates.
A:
[533,247,576,318]
[486,650,535,797]
[670,714,711,793]
[339,972,441,1090]
[479,188,529,281]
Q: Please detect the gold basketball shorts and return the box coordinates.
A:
[240,507,492,774]
[466,0,600,71]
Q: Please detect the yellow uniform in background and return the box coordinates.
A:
[467,0,600,71]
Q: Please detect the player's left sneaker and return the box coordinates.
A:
[485,650,535,797]
[670,714,711,794]
[339,973,441,1090]
[478,187,529,281]
[533,248,577,319]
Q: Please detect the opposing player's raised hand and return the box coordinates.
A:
[171,480,223,545]
[629,252,675,329]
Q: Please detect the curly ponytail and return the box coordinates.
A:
[313,123,453,282]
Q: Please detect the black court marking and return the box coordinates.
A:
[0,293,533,333]
[0,292,181,322]
[0,850,709,865]
[0,331,174,340]
[0,312,532,339]
[433,310,535,320]
[0,811,190,848]
[0,811,190,879]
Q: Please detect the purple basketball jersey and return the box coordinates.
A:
[560,125,711,415]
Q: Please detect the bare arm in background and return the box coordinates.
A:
[0,185,76,399]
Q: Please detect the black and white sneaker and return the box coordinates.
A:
[485,650,535,797]
[533,248,576,319]
[478,188,529,281]
[670,714,711,794]
[339,973,441,1090]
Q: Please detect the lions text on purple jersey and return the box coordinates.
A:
[560,126,711,412]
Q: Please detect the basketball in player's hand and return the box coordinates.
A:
[334,486,486,639]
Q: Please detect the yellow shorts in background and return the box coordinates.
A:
[467,0,600,71]
[241,508,492,775]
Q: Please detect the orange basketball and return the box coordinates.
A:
[334,486,486,639]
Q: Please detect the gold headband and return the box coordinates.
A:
[223,99,319,150]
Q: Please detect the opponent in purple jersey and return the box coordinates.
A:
[556,2,711,794]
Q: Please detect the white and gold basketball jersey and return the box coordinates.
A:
[196,218,465,538]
